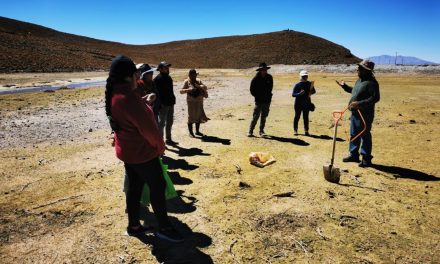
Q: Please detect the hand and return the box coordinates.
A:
[335,80,345,87]
[108,133,115,147]
[146,93,156,105]
[299,89,305,95]
[349,101,360,109]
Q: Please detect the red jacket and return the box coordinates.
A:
[111,84,165,164]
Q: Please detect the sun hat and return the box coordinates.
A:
[138,64,156,74]
[357,59,375,71]
[256,62,271,71]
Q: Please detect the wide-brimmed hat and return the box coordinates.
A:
[299,70,308,77]
[256,62,271,71]
[109,55,137,80]
[157,61,172,70]
[357,59,375,71]
[137,63,156,74]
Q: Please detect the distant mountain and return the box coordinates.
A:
[368,55,437,65]
[0,16,360,73]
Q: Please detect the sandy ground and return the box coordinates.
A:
[0,68,439,263]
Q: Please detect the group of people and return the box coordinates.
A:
[105,55,380,242]
[248,60,380,167]
[134,61,209,145]
[105,55,211,243]
[247,63,316,137]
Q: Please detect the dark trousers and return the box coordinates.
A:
[293,107,309,132]
[349,111,373,160]
[249,103,270,133]
[124,157,170,228]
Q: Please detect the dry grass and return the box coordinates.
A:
[0,71,439,263]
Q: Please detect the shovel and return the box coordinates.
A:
[323,108,366,183]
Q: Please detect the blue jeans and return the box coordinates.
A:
[349,111,373,160]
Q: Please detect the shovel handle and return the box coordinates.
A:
[332,107,367,142]
[351,109,367,142]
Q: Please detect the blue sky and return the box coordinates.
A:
[1,0,440,62]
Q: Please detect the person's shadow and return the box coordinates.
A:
[168,171,193,185]
[308,134,345,142]
[136,212,213,263]
[200,135,231,145]
[167,145,211,157]
[372,164,439,181]
[162,156,199,171]
[166,190,198,214]
[264,135,310,146]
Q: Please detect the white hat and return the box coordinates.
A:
[300,70,308,77]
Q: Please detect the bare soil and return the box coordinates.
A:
[1,17,359,73]
[0,69,439,263]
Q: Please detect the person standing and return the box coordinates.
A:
[180,69,209,137]
[336,59,380,167]
[248,62,273,137]
[136,63,160,121]
[105,55,183,242]
[292,70,316,136]
[154,61,177,145]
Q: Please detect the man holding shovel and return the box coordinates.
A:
[336,60,380,167]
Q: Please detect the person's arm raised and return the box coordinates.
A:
[336,80,352,93]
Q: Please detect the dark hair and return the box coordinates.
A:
[189,69,197,75]
[105,55,137,132]
[105,76,121,132]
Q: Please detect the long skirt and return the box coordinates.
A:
[187,95,209,123]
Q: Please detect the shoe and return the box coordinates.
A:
[187,124,195,137]
[294,130,299,136]
[155,227,184,243]
[165,139,178,145]
[342,155,360,163]
[305,131,310,136]
[195,131,204,137]
[126,225,153,236]
[359,159,372,168]
[259,131,267,137]
[247,132,254,137]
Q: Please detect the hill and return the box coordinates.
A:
[368,55,437,65]
[0,17,360,73]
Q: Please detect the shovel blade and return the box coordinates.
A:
[323,165,341,183]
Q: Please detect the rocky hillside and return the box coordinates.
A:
[0,16,360,72]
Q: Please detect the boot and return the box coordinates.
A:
[342,155,360,163]
[195,123,204,136]
[187,123,195,137]
[359,156,373,168]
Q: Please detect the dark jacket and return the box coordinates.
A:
[154,73,175,106]
[292,81,314,109]
[342,77,380,117]
[111,84,165,164]
[250,73,273,104]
